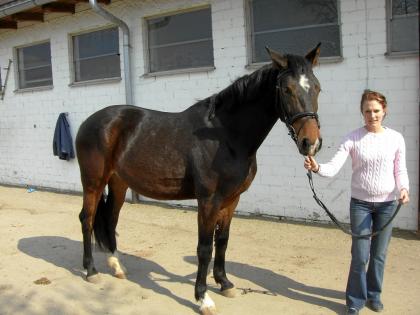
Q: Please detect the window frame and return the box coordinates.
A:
[385,0,419,57]
[245,0,342,68]
[143,5,215,76]
[69,25,121,85]
[14,40,53,91]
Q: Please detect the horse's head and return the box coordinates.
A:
[266,44,322,156]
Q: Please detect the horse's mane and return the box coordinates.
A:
[219,64,276,104]
[199,54,309,120]
[221,54,308,102]
[201,64,277,119]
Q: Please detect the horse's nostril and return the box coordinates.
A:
[302,138,310,149]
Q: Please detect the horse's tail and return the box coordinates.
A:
[93,191,115,252]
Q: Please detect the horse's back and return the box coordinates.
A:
[76,104,202,199]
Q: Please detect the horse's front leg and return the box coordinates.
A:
[195,201,218,315]
[213,196,239,298]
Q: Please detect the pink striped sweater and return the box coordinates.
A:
[317,127,409,202]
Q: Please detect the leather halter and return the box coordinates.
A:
[275,70,320,144]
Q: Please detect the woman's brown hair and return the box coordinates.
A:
[360,89,387,113]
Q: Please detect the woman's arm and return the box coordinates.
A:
[313,139,351,177]
[395,134,409,203]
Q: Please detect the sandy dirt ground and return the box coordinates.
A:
[0,185,419,315]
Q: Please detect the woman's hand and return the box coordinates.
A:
[399,188,409,204]
[304,156,319,173]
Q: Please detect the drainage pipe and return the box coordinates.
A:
[89,0,134,105]
[89,0,138,203]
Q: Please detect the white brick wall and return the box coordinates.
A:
[0,0,418,230]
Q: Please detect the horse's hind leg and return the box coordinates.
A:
[105,174,128,279]
[213,196,240,298]
[79,187,104,283]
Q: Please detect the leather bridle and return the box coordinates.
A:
[275,70,320,144]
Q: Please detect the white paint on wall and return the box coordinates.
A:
[0,0,418,230]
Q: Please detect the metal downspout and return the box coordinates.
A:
[89,0,138,203]
[89,0,133,106]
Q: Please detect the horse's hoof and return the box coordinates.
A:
[107,254,127,279]
[200,306,217,315]
[221,287,236,298]
[86,273,101,283]
[199,292,217,315]
[115,272,126,279]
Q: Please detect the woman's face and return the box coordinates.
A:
[362,99,386,132]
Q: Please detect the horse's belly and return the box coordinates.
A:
[131,177,194,200]
[116,161,194,200]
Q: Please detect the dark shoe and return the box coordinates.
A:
[346,307,359,315]
[367,300,384,312]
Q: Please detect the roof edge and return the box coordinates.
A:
[0,0,56,19]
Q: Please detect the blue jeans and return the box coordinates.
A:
[346,198,396,310]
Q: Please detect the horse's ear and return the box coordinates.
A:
[265,46,288,69]
[305,42,321,67]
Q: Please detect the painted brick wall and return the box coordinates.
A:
[0,0,418,230]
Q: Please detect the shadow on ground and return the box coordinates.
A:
[183,255,345,314]
[18,236,197,311]
[17,236,345,314]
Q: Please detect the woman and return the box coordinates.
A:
[304,90,409,315]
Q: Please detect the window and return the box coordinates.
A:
[72,27,120,82]
[146,7,214,73]
[16,41,52,89]
[386,0,418,56]
[248,0,341,63]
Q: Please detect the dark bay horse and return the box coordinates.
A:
[76,45,322,315]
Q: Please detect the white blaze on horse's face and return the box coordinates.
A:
[299,74,310,92]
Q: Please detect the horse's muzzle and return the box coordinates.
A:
[299,137,322,156]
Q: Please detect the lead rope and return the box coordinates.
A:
[306,170,403,238]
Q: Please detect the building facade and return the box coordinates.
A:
[0,0,418,230]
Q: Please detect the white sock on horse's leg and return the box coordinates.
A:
[107,252,126,279]
[199,292,217,315]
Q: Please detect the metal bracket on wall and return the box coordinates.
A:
[0,59,12,101]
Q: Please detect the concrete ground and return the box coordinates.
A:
[0,185,419,315]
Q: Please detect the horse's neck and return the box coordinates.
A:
[218,70,279,156]
[235,95,278,156]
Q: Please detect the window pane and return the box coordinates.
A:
[75,55,120,82]
[252,0,337,31]
[75,28,119,58]
[147,8,214,72]
[148,9,212,46]
[20,42,51,68]
[24,66,52,82]
[392,0,418,16]
[150,40,213,72]
[22,68,53,88]
[253,25,340,62]
[17,42,52,89]
[391,16,419,52]
[389,0,419,54]
[73,28,120,82]
[250,0,340,62]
